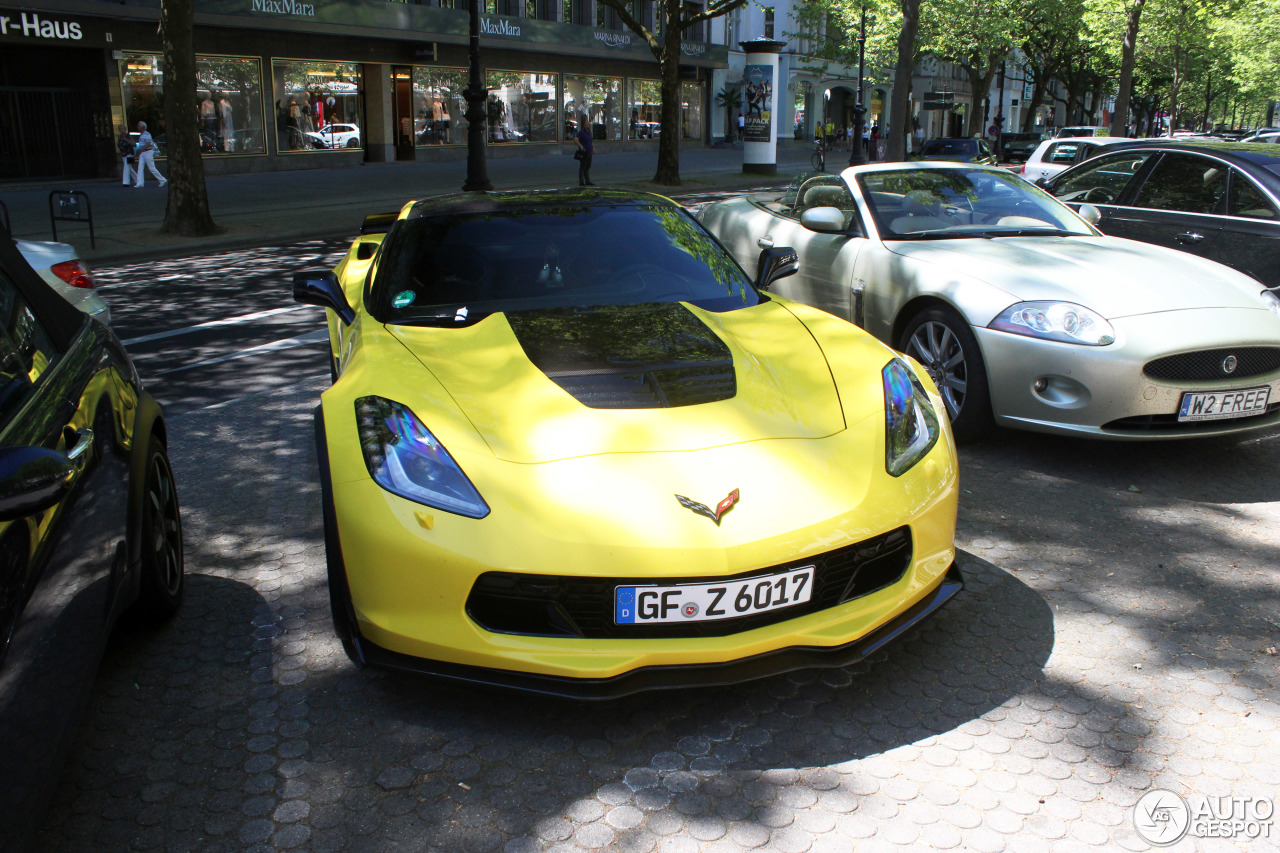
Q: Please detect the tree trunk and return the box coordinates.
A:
[965,63,997,137]
[1020,65,1055,132]
[886,0,919,162]
[654,39,683,185]
[159,0,220,236]
[1110,0,1145,137]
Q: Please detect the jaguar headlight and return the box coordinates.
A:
[355,396,490,518]
[884,358,941,477]
[989,301,1115,345]
[1262,289,1280,320]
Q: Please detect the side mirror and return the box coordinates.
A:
[1077,204,1103,226]
[800,207,847,233]
[0,446,74,522]
[293,270,355,325]
[756,247,799,292]
[1034,177,1051,190]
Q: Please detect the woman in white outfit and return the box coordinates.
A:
[133,121,167,188]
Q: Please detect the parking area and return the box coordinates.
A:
[34,361,1280,852]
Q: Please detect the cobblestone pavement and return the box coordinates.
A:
[38,374,1280,850]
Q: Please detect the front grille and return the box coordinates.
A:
[1103,402,1280,432]
[465,527,913,639]
[1144,347,1280,382]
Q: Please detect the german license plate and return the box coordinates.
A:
[615,566,815,625]
[1177,387,1271,422]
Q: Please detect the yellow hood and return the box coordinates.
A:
[388,301,847,463]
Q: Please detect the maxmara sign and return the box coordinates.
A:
[0,10,83,40]
[479,17,521,37]
[250,0,316,18]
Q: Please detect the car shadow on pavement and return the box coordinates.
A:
[238,549,1060,852]
[38,375,1280,852]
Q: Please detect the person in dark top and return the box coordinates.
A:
[574,114,595,186]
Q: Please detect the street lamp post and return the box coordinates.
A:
[461,0,492,192]
[847,9,867,167]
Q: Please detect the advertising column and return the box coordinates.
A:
[739,37,785,175]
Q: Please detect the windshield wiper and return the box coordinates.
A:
[397,311,489,327]
[975,228,1078,238]
[884,231,979,241]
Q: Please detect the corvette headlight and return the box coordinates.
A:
[988,301,1115,345]
[1263,289,1280,319]
[355,396,490,519]
[884,358,941,477]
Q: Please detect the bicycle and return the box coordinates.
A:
[810,138,825,172]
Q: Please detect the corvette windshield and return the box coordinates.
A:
[373,202,758,324]
[858,168,1093,239]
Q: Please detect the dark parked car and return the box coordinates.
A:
[1044,140,1280,288]
[0,230,183,848]
[916,137,997,164]
[999,131,1043,162]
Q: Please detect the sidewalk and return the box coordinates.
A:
[1,145,817,265]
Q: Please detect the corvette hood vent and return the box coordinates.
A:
[506,304,736,409]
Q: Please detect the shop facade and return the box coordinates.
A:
[0,1,727,182]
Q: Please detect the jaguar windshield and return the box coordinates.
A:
[857,167,1094,240]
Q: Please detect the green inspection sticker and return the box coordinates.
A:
[392,290,416,308]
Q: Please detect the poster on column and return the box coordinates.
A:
[742,64,773,142]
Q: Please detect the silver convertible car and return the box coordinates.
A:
[699,163,1280,440]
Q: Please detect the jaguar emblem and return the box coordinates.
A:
[675,488,740,526]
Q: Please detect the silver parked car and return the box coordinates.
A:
[14,239,111,323]
[698,163,1280,441]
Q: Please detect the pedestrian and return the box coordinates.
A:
[574,113,595,186]
[737,112,745,140]
[133,121,166,188]
[117,125,135,186]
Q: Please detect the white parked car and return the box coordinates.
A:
[1242,130,1280,145]
[698,163,1280,441]
[14,239,110,323]
[307,123,361,149]
[1021,136,1136,183]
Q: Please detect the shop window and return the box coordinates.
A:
[681,81,702,140]
[485,71,558,143]
[629,79,661,139]
[271,60,364,153]
[413,67,469,146]
[564,76,622,142]
[563,0,590,23]
[121,53,266,156]
[725,7,741,46]
[682,2,704,41]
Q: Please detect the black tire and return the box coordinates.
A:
[811,151,825,172]
[132,436,184,619]
[345,138,360,149]
[899,306,994,442]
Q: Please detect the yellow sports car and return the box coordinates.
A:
[293,188,961,698]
